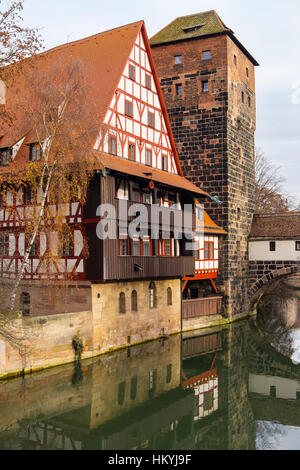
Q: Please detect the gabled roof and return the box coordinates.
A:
[249,213,300,240]
[0,20,144,150]
[150,10,259,66]
[0,20,187,177]
[94,151,208,197]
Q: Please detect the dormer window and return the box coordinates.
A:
[0,148,12,166]
[29,143,42,161]
[203,50,211,60]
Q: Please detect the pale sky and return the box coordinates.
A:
[21,0,300,203]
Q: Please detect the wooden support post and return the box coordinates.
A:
[182,279,188,293]
[210,278,218,294]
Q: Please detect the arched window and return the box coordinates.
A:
[149,282,156,309]
[20,292,30,316]
[131,290,138,312]
[119,292,126,314]
[167,287,172,306]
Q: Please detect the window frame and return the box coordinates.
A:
[176,83,182,97]
[162,155,168,171]
[29,142,42,162]
[108,135,117,155]
[146,149,152,166]
[145,73,151,90]
[204,241,214,260]
[0,232,8,257]
[125,100,133,118]
[118,237,130,256]
[202,80,209,93]
[129,64,136,81]
[128,142,136,161]
[148,111,155,129]
[119,292,126,315]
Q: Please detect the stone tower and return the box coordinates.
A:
[150,11,259,318]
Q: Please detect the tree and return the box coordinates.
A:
[0,52,101,367]
[0,56,100,313]
[255,148,295,213]
[0,1,42,121]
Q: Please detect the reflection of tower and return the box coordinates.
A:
[150,11,258,317]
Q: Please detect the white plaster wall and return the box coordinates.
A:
[249,240,300,261]
[249,374,300,400]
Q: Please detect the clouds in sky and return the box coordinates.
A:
[22,0,300,202]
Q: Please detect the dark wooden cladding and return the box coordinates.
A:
[84,172,198,281]
[182,296,223,319]
[83,174,101,219]
[86,225,103,280]
[103,249,194,281]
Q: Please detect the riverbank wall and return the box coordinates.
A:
[0,283,254,380]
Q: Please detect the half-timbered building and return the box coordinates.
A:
[0,20,228,354]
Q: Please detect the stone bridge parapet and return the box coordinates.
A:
[248,260,300,298]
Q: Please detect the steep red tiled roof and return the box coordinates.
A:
[0,21,144,150]
[249,213,300,239]
[94,151,209,196]
[0,20,187,177]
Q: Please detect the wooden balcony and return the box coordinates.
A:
[182,296,223,319]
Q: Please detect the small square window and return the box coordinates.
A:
[176,84,182,96]
[128,144,135,161]
[270,241,276,252]
[145,74,151,90]
[162,155,168,171]
[146,150,152,166]
[129,64,135,81]
[119,238,129,256]
[174,55,182,65]
[202,80,209,93]
[148,111,155,129]
[125,100,133,118]
[29,143,42,162]
[296,241,300,251]
[203,50,211,60]
[108,136,117,155]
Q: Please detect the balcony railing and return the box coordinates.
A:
[182,296,223,319]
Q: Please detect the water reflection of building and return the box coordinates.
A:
[0,322,257,450]
[181,333,222,422]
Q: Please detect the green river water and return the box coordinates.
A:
[0,280,300,451]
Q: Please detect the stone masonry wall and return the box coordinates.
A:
[151,34,256,317]
[0,278,181,379]
[248,260,300,296]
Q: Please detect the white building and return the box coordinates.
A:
[249,213,300,262]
